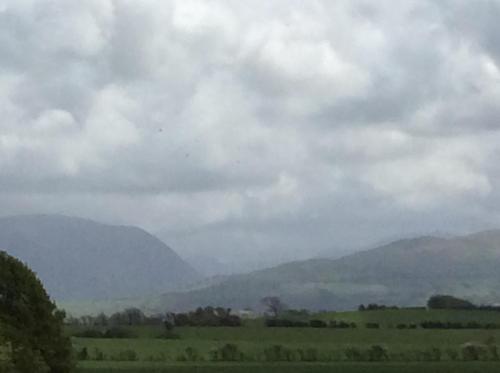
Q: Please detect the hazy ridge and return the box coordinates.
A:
[0,214,200,300]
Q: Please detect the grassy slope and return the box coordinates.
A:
[151,232,500,312]
[61,231,500,315]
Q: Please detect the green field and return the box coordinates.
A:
[318,309,500,326]
[76,361,500,373]
[73,309,500,372]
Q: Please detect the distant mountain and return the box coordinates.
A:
[0,215,200,300]
[153,230,500,312]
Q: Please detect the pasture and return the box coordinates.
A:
[73,309,500,372]
[77,361,500,373]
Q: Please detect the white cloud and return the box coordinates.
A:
[1,0,500,267]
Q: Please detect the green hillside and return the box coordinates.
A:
[152,231,500,312]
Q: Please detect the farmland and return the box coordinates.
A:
[72,309,500,373]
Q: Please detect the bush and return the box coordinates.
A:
[93,348,105,361]
[210,344,244,361]
[368,345,388,361]
[365,323,380,329]
[172,307,242,327]
[309,320,327,328]
[445,348,459,361]
[156,330,180,340]
[417,347,441,361]
[73,329,104,338]
[265,319,309,327]
[329,320,354,329]
[103,327,136,339]
[115,349,137,361]
[344,347,366,361]
[299,348,319,362]
[178,347,200,362]
[263,345,296,362]
[461,343,488,361]
[77,347,89,361]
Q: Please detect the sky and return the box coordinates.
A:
[1,0,500,274]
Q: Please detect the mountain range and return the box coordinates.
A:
[150,230,500,312]
[3,214,500,314]
[0,215,199,300]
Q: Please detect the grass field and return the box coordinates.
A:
[77,361,500,373]
[73,309,500,372]
[318,309,500,327]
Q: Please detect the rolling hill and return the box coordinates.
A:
[0,214,200,300]
[152,230,500,312]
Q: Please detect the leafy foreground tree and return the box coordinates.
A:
[0,251,73,373]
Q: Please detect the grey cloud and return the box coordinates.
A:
[1,0,500,270]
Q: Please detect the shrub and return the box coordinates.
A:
[368,345,388,361]
[210,344,244,361]
[461,343,488,361]
[93,348,105,361]
[329,320,354,329]
[263,345,295,362]
[445,348,459,361]
[344,347,366,361]
[103,327,136,339]
[77,347,89,361]
[416,347,441,361]
[156,330,180,339]
[73,329,104,338]
[172,307,242,327]
[265,319,308,328]
[309,320,327,328]
[182,347,200,362]
[365,323,380,329]
[300,348,319,361]
[116,349,137,361]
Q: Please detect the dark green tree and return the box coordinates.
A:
[427,295,476,310]
[0,251,73,373]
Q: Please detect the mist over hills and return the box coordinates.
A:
[0,215,200,300]
[152,230,500,312]
[3,213,500,315]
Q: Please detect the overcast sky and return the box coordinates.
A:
[1,0,500,273]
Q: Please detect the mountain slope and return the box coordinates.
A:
[0,215,199,300]
[153,231,500,312]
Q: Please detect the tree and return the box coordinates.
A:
[427,295,476,310]
[0,251,73,373]
[0,324,13,372]
[261,296,286,318]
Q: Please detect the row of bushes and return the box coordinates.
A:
[358,304,401,311]
[266,319,358,328]
[170,307,242,327]
[420,321,500,329]
[78,347,137,361]
[73,327,137,339]
[75,343,500,362]
[266,319,500,330]
[68,306,244,328]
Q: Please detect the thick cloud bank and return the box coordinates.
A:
[1,0,500,272]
